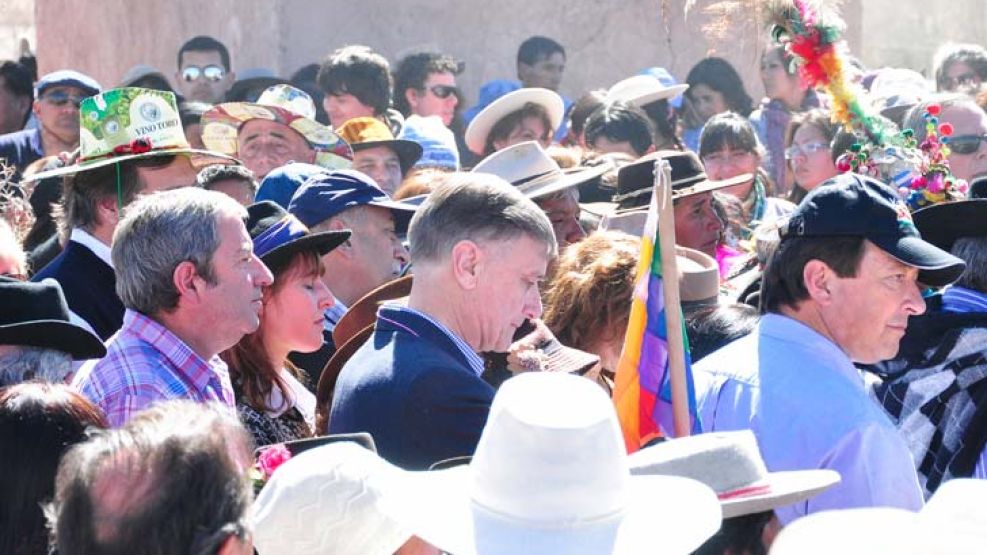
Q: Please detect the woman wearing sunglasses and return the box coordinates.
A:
[905,95,987,184]
[784,109,840,204]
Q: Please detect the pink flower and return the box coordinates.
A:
[256,444,292,479]
[927,173,946,194]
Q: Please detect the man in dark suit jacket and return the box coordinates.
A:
[330,170,558,469]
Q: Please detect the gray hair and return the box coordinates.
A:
[408,172,557,264]
[952,236,987,293]
[903,93,978,143]
[0,346,73,387]
[112,188,247,316]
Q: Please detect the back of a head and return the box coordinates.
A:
[51,400,252,555]
[408,172,556,265]
[584,100,656,157]
[0,383,106,555]
[112,187,247,317]
[904,93,978,143]
[685,304,760,362]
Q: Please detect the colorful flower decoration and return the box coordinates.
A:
[248,443,292,491]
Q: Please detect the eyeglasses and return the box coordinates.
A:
[948,133,987,155]
[784,141,830,160]
[181,65,226,83]
[41,90,85,108]
[425,85,458,99]
[944,72,981,90]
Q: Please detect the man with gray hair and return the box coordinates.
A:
[329,172,557,469]
[48,400,255,555]
[0,276,106,387]
[72,188,273,427]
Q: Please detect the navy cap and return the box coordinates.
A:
[246,201,349,269]
[781,173,966,287]
[35,70,102,98]
[287,169,418,233]
[256,162,328,208]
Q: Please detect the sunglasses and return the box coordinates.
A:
[181,65,226,83]
[42,90,85,108]
[784,141,829,160]
[948,133,987,155]
[426,85,458,99]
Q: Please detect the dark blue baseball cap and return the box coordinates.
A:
[287,169,418,233]
[256,162,328,208]
[35,70,101,98]
[780,173,965,287]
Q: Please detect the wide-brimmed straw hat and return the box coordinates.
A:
[605,74,689,108]
[464,87,565,155]
[26,87,237,181]
[629,430,840,519]
[471,140,607,200]
[201,84,353,170]
[384,372,722,555]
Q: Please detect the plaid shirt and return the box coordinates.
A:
[73,309,235,427]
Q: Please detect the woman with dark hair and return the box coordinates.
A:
[683,57,755,151]
[750,44,821,195]
[566,89,607,149]
[699,112,795,247]
[784,108,840,204]
[0,382,107,555]
[221,202,349,447]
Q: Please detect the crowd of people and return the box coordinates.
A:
[2,15,987,554]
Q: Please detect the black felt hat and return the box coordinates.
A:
[913,199,987,253]
[0,277,106,360]
[246,201,350,269]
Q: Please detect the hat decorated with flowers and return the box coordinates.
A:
[25,87,238,181]
[202,84,353,170]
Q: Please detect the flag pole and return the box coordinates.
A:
[654,160,691,438]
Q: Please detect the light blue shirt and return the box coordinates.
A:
[694,313,924,523]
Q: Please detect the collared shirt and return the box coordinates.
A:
[389,305,486,377]
[70,227,114,269]
[942,286,987,479]
[694,313,924,523]
[323,297,348,334]
[73,309,235,427]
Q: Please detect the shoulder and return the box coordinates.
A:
[0,128,35,149]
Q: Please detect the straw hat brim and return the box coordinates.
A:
[384,467,722,555]
[719,469,840,519]
[23,148,239,182]
[464,88,564,155]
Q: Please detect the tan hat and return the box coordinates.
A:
[464,87,564,155]
[676,246,720,306]
[629,430,840,519]
[605,75,689,108]
[472,140,606,200]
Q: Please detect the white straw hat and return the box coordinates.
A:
[464,87,564,155]
[605,75,689,108]
[472,140,606,200]
[384,372,722,555]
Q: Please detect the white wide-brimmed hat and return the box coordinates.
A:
[770,479,987,554]
[464,87,564,155]
[606,75,689,108]
[629,430,840,519]
[384,372,722,555]
[471,140,606,200]
[251,441,412,555]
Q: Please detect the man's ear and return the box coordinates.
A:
[95,195,120,229]
[31,98,41,117]
[450,239,482,290]
[405,88,420,112]
[802,259,834,305]
[172,260,203,304]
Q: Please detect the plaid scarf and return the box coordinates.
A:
[867,307,987,497]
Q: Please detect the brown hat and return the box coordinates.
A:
[335,117,423,175]
[331,275,413,348]
[612,150,751,211]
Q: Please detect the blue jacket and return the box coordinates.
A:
[0,128,43,180]
[329,306,494,469]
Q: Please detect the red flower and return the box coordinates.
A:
[256,444,292,479]
[939,123,954,136]
[111,138,154,156]
[927,104,941,116]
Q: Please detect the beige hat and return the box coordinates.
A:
[629,430,840,519]
[676,246,720,306]
[606,75,689,108]
[464,87,564,155]
[472,140,607,200]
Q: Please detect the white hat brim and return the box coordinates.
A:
[608,83,690,108]
[520,164,609,201]
[719,469,840,519]
[465,88,565,155]
[383,466,722,555]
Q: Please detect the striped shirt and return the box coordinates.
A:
[941,286,987,314]
[388,305,486,377]
[73,309,235,427]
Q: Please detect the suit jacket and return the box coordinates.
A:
[329,306,494,469]
[32,240,124,341]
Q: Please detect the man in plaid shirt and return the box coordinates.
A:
[73,188,273,426]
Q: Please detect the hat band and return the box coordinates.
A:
[611,174,707,203]
[253,215,311,258]
[513,168,562,194]
[717,483,772,501]
[79,139,186,163]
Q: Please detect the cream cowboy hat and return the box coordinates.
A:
[25,87,238,181]
[464,87,564,155]
[201,84,353,170]
[605,75,689,108]
[383,372,722,555]
[471,140,606,200]
[629,430,840,519]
